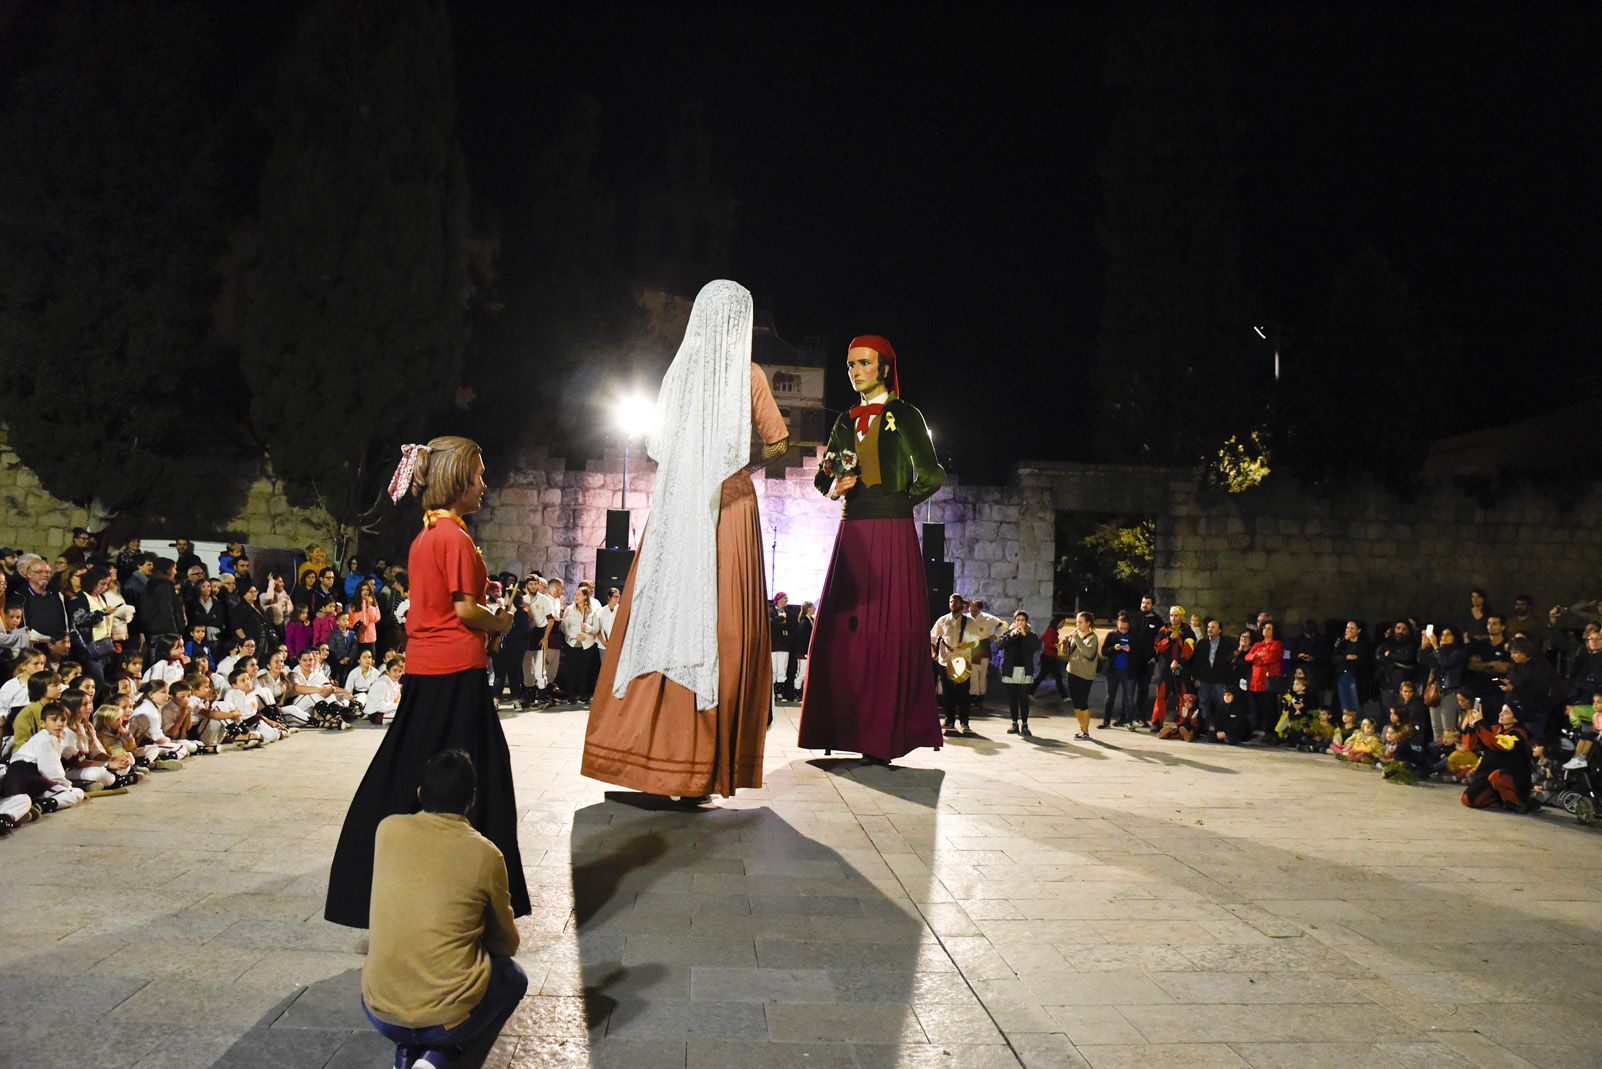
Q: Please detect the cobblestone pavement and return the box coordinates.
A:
[4,694,1600,1069]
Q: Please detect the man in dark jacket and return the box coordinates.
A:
[1190,618,1235,731]
[1132,595,1162,717]
[788,601,814,698]
[770,593,795,701]
[140,558,186,640]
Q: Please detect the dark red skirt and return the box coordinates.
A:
[797,517,944,760]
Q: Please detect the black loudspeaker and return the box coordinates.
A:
[925,561,954,627]
[596,548,634,597]
[605,509,631,550]
[921,522,945,564]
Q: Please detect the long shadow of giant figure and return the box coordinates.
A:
[567,764,948,1056]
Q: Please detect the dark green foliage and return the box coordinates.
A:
[1095,0,1256,465]
[0,6,235,512]
[243,0,469,529]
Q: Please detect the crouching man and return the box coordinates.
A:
[361,749,525,1069]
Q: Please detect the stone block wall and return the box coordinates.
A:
[477,446,1060,625]
[1159,476,1602,629]
[0,424,334,555]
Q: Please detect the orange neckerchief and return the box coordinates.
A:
[423,509,467,532]
[423,508,484,557]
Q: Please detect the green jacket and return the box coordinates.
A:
[813,395,944,519]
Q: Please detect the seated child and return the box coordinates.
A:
[8,701,86,811]
[1274,677,1320,750]
[1157,693,1201,741]
[344,649,383,711]
[221,664,280,746]
[1341,717,1383,765]
[166,675,232,752]
[92,705,142,787]
[1395,680,1433,744]
[1327,710,1360,757]
[142,636,188,687]
[6,671,64,758]
[59,688,117,793]
[1561,689,1602,771]
[1308,709,1337,749]
[363,657,404,726]
[129,681,190,769]
[1210,686,1250,743]
[287,649,352,729]
[0,650,45,723]
[1385,707,1428,769]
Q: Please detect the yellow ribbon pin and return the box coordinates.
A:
[885,412,897,432]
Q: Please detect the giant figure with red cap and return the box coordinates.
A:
[797,335,946,763]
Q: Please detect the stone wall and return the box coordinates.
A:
[0,424,335,555]
[476,446,1059,624]
[1159,476,1602,629]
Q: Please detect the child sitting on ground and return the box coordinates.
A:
[1560,689,1602,771]
[9,701,86,811]
[1274,677,1320,750]
[344,648,383,711]
[1327,710,1360,757]
[1341,717,1383,765]
[6,671,64,757]
[1308,709,1337,749]
[0,650,44,723]
[219,665,277,746]
[286,648,352,729]
[1212,686,1249,744]
[92,705,142,787]
[143,636,188,687]
[60,688,117,793]
[128,681,188,769]
[364,656,404,725]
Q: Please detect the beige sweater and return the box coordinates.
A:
[362,811,520,1029]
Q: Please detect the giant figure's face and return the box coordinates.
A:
[846,346,883,395]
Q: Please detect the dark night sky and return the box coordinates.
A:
[452,1,1599,477]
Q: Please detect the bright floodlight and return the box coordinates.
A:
[612,392,656,439]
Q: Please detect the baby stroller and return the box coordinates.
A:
[1548,734,1601,826]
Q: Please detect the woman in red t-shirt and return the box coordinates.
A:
[325,436,529,928]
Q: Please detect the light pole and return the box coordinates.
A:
[610,391,657,511]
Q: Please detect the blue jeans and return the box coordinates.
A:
[1336,673,1360,714]
[1196,682,1226,728]
[1103,670,1136,723]
[365,955,528,1069]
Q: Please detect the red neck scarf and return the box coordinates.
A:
[849,402,884,435]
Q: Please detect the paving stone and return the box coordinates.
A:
[9,702,1602,1068]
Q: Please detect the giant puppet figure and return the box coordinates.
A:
[797,335,946,763]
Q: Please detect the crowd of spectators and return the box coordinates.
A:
[0,534,412,835]
[1025,589,1602,815]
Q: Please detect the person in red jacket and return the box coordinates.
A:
[1148,604,1195,731]
[1245,621,1284,740]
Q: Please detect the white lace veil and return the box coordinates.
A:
[610,279,753,709]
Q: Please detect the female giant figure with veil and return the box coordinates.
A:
[581,279,789,800]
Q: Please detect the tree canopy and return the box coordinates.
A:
[242,0,469,535]
[0,5,235,515]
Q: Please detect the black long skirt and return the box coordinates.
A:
[324,668,531,927]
